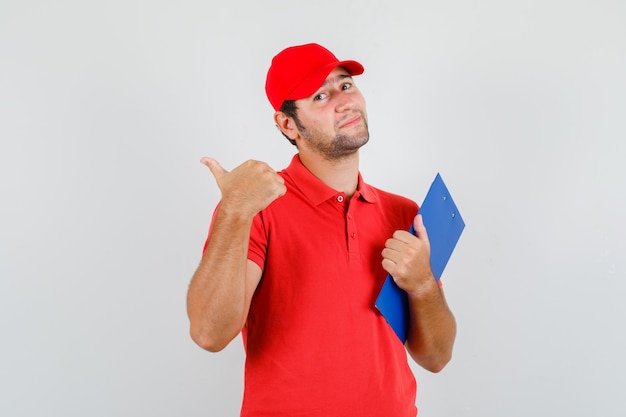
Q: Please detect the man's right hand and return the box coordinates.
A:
[201,157,286,217]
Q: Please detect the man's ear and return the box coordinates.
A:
[274,111,299,140]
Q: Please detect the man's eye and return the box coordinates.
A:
[314,93,327,101]
[342,82,352,90]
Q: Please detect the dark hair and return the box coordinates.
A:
[279,100,302,147]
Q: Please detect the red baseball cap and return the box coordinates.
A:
[265,43,364,111]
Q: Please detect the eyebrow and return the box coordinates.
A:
[319,73,353,89]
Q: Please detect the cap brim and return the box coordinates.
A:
[286,60,364,102]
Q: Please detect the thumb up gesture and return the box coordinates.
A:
[201,157,286,217]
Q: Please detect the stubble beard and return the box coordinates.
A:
[299,111,370,161]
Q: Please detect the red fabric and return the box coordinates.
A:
[265,43,364,111]
[238,154,419,416]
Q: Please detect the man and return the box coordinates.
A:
[187,43,456,416]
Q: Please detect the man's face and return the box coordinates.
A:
[293,67,369,160]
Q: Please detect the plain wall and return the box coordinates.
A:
[1,1,625,416]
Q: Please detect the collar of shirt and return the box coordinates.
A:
[282,154,379,206]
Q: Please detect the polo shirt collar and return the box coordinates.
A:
[283,154,378,206]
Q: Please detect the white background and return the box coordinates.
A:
[1,1,625,416]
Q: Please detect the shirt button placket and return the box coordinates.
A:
[346,207,359,260]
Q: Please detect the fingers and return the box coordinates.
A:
[200,157,228,181]
[381,215,434,293]
[199,158,286,217]
[382,215,430,270]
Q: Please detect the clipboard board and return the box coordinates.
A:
[375,173,465,343]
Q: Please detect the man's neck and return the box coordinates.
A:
[298,151,360,199]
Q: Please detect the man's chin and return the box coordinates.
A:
[330,135,369,157]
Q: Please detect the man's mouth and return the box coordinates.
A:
[339,114,362,129]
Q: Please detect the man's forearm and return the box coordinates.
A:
[186,209,254,352]
[405,282,457,373]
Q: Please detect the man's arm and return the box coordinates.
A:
[404,279,456,372]
[381,214,457,372]
[186,158,285,352]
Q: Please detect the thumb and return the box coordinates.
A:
[413,214,429,241]
[200,157,228,180]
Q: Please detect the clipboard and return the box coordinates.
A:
[375,173,465,343]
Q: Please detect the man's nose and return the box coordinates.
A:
[335,95,355,112]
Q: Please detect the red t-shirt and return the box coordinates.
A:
[225,155,420,416]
